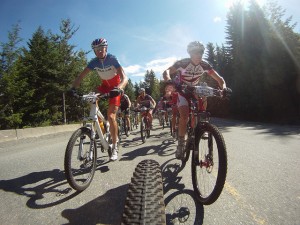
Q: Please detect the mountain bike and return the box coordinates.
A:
[138,106,151,143]
[178,83,232,205]
[130,109,139,130]
[157,109,166,129]
[117,109,129,140]
[170,107,179,140]
[64,92,114,191]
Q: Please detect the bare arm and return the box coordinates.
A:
[127,95,132,108]
[163,66,177,81]
[149,96,156,108]
[72,67,91,88]
[208,69,227,89]
[116,66,128,90]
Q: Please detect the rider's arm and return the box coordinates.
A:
[72,67,91,88]
[127,95,132,108]
[116,66,128,90]
[149,96,156,108]
[163,66,177,81]
[136,96,141,104]
[208,69,227,89]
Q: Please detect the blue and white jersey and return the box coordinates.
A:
[87,53,121,80]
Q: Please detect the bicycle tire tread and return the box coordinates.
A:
[121,159,166,225]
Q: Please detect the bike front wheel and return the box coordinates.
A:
[191,123,227,205]
[64,127,97,191]
[140,118,147,143]
[124,118,129,137]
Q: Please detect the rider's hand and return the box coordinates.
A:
[68,87,79,98]
[223,87,232,98]
[165,79,173,85]
[109,87,122,97]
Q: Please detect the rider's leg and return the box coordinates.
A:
[165,111,168,124]
[107,104,119,160]
[176,94,189,159]
[172,106,177,133]
[148,110,153,128]
[178,105,189,137]
[125,111,131,131]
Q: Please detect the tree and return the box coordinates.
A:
[124,78,136,101]
[144,70,160,100]
[0,23,23,76]
[0,23,25,129]
[225,0,300,123]
[0,19,89,129]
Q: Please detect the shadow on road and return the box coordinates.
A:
[161,158,204,225]
[61,184,128,225]
[164,189,204,225]
[0,169,80,209]
[0,157,111,209]
[212,118,300,136]
[119,132,175,161]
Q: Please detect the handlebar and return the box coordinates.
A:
[78,92,111,103]
[164,79,232,98]
[192,85,232,98]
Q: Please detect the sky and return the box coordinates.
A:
[1,0,299,84]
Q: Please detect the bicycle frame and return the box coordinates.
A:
[140,107,151,124]
[82,93,111,151]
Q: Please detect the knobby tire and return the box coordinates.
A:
[64,127,97,191]
[192,123,227,205]
[121,159,166,225]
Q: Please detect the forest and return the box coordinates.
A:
[1,0,299,129]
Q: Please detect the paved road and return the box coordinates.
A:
[0,119,299,225]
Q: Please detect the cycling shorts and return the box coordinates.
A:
[97,84,121,107]
[121,108,130,115]
[177,92,189,107]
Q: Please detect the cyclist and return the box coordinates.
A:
[136,88,156,128]
[156,85,173,126]
[155,96,166,126]
[120,93,132,133]
[163,83,179,136]
[163,41,227,159]
[131,100,140,129]
[71,37,128,161]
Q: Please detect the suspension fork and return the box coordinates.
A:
[78,136,86,160]
[187,99,196,150]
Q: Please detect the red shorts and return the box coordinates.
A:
[97,76,121,107]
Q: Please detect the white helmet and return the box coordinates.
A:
[187,41,205,55]
[139,88,145,94]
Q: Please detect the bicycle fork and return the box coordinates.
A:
[77,135,94,162]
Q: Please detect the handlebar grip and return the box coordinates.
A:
[223,87,232,97]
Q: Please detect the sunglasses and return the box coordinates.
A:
[94,46,106,52]
[189,50,203,56]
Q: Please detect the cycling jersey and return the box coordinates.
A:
[87,53,122,106]
[172,58,213,86]
[120,94,130,111]
[137,94,154,108]
[87,53,121,88]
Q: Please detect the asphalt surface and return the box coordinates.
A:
[0,118,299,225]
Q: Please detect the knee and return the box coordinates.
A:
[107,113,116,122]
[181,115,188,124]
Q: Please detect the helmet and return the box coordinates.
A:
[91,38,108,49]
[139,88,145,94]
[187,41,205,55]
